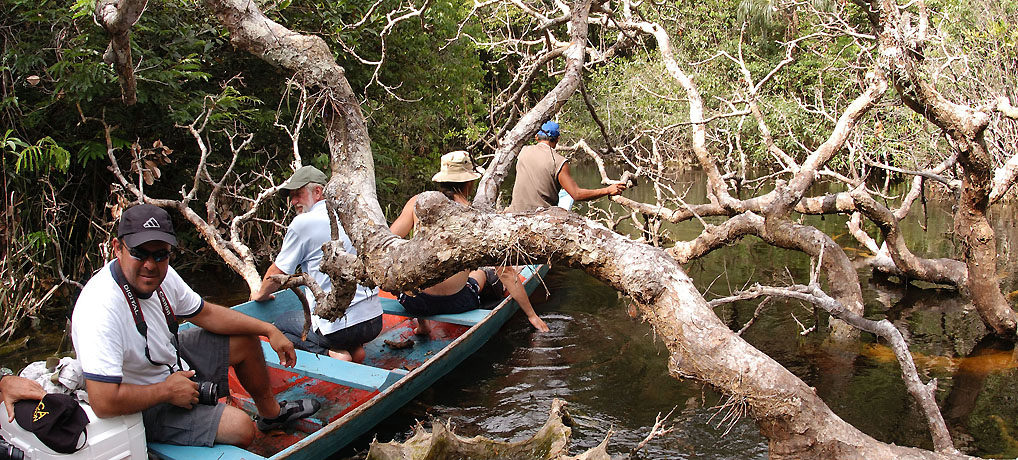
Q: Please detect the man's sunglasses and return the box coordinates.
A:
[127,246,172,262]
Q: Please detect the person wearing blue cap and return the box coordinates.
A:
[505,120,627,212]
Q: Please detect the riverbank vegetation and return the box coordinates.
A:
[3,0,1018,457]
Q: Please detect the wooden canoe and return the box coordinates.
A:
[149,264,549,460]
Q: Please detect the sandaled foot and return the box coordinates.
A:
[256,399,322,431]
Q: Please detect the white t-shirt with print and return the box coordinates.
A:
[72,260,203,386]
[275,199,381,334]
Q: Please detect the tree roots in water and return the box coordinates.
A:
[367,399,612,460]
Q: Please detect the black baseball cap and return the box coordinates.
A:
[117,203,177,248]
[14,393,89,454]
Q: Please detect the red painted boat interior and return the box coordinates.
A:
[222,314,466,457]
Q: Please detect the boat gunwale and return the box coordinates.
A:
[267,264,546,459]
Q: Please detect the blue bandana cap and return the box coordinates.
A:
[537,121,560,140]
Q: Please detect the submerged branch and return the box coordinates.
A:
[710,283,959,454]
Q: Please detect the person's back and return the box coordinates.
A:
[505,143,567,213]
[390,151,550,332]
[506,121,626,213]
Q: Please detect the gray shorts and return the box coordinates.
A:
[142,327,230,446]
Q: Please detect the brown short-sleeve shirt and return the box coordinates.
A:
[505,143,567,213]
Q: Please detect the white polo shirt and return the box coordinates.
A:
[72,260,203,386]
[275,200,381,334]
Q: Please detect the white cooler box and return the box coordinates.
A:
[0,401,146,460]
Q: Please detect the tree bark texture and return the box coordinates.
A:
[876,0,1017,336]
[95,0,147,105]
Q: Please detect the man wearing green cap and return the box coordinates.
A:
[252,166,383,363]
[506,120,627,212]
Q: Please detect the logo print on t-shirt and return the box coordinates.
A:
[143,217,160,229]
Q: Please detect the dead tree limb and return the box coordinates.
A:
[95,0,148,105]
[711,282,958,454]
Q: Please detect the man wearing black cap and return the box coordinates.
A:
[71,203,320,448]
[251,166,382,363]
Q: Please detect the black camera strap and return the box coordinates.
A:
[112,261,182,374]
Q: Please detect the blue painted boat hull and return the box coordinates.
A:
[150,264,549,460]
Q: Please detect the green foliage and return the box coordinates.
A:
[2,130,70,173]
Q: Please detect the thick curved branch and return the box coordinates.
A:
[668,212,764,264]
[377,197,963,458]
[850,189,968,286]
[473,0,593,208]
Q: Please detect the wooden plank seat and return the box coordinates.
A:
[259,342,407,392]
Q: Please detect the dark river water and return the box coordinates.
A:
[341,166,1018,459]
[5,166,1018,458]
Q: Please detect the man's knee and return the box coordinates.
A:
[467,269,488,287]
[228,334,265,365]
[216,405,256,447]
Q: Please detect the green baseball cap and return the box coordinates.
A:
[280,166,329,190]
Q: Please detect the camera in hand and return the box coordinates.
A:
[196,381,219,405]
[0,437,24,460]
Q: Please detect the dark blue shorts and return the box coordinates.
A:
[397,268,506,315]
[275,313,383,356]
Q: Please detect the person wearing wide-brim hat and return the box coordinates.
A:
[389,151,550,333]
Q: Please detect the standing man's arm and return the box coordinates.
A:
[0,375,46,422]
[251,263,286,302]
[86,372,199,418]
[188,303,297,368]
[558,162,627,201]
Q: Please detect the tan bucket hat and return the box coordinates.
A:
[432,151,483,182]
